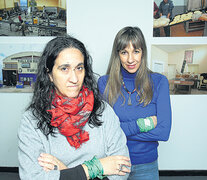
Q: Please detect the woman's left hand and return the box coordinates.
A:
[38,153,67,172]
[99,155,131,176]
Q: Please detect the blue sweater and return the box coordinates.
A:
[98,68,172,165]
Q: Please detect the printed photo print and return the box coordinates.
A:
[0,0,66,36]
[0,42,46,92]
[153,0,207,37]
[151,44,207,95]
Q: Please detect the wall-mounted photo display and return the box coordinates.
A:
[153,0,207,37]
[0,0,66,36]
[151,44,207,95]
[0,42,46,92]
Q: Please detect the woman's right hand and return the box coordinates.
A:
[99,155,131,176]
[38,153,67,172]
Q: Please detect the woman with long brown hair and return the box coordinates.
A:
[98,26,172,180]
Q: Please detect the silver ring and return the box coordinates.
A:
[54,165,58,170]
[119,164,123,172]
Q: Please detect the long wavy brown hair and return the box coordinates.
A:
[104,26,153,106]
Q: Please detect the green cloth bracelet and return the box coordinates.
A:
[83,156,105,179]
[137,117,154,132]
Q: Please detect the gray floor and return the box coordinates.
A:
[0,172,207,180]
[160,177,207,180]
[0,172,20,180]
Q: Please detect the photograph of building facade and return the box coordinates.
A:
[2,51,41,86]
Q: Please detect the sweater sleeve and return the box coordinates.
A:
[103,104,130,180]
[18,112,60,180]
[119,120,141,137]
[128,76,172,142]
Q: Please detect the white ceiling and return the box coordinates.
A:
[153,44,202,53]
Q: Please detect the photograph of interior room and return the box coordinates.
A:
[0,0,66,36]
[151,44,207,95]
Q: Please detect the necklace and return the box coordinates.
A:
[122,81,136,105]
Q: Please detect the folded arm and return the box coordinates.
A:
[18,113,60,180]
[128,77,172,142]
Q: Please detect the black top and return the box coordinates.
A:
[60,165,87,180]
[60,165,109,180]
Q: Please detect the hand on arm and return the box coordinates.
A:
[99,155,131,176]
[38,153,67,172]
[128,76,172,142]
[38,153,130,179]
[18,113,63,180]
[120,115,157,137]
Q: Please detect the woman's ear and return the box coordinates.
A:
[48,73,53,82]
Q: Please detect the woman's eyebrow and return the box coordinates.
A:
[57,62,84,69]
[76,63,84,66]
[57,64,70,69]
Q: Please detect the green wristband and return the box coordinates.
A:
[137,117,154,132]
[83,156,105,179]
[145,117,154,132]
[136,118,145,132]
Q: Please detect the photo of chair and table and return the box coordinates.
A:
[151,44,207,95]
[169,73,207,94]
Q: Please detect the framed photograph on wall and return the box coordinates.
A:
[0,0,67,36]
[184,50,194,64]
[0,42,46,93]
[151,44,207,95]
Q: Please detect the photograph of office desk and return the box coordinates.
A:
[169,79,194,94]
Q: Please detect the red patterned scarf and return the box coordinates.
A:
[48,86,94,149]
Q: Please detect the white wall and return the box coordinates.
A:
[0,93,32,166]
[168,45,207,74]
[151,46,169,77]
[0,0,207,170]
[159,95,207,170]
[68,0,154,75]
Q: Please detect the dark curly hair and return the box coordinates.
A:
[28,35,105,137]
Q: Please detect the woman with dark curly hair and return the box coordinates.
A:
[18,36,130,180]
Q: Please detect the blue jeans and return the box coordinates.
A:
[128,160,159,180]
